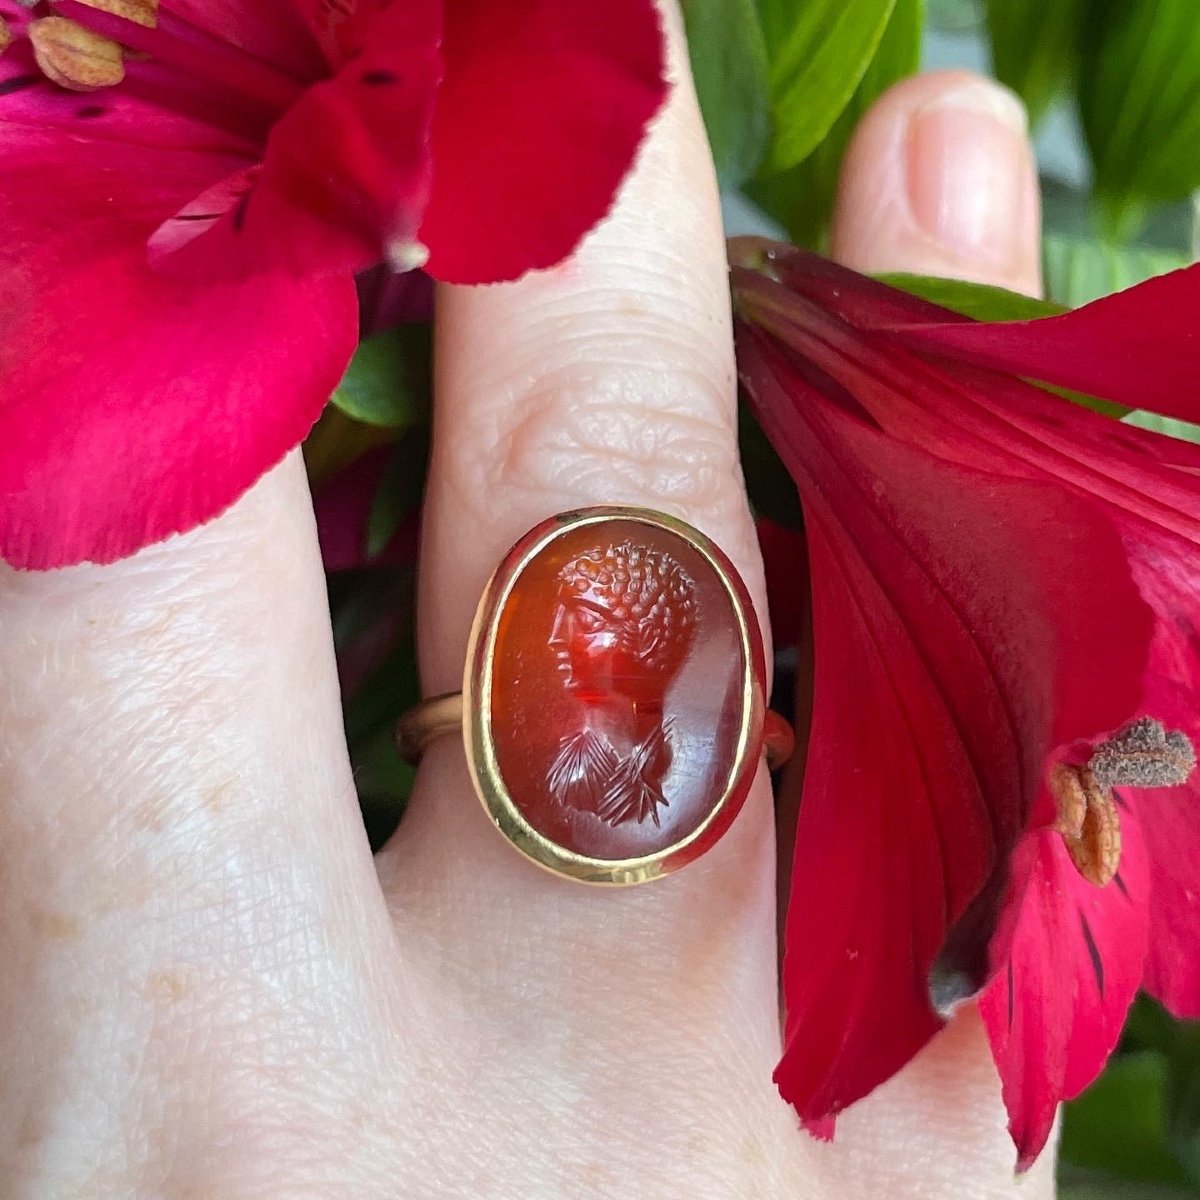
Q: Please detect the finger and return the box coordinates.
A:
[0,457,404,1188]
[831,69,1041,297]
[376,5,806,1191]
[816,71,1053,1194]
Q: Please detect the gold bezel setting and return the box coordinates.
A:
[462,506,767,886]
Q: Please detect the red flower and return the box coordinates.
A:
[313,445,417,573]
[893,283,1200,1167]
[0,0,666,568]
[979,721,1194,1169]
[732,240,1200,1164]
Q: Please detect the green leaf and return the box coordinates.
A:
[330,324,432,429]
[879,272,1130,419]
[346,649,418,849]
[1061,1051,1192,1186]
[751,0,922,247]
[878,272,1067,320]
[1165,1025,1200,1188]
[303,406,396,485]
[984,0,1083,126]
[343,631,419,749]
[756,0,895,174]
[682,0,771,189]
[739,400,802,528]
[1124,411,1200,447]
[366,430,429,559]
[1078,0,1200,237]
[1059,1182,1199,1200]
[1125,995,1186,1056]
[1043,234,1190,308]
[1039,236,1200,436]
[1041,179,1195,253]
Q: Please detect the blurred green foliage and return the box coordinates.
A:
[1056,1000,1200,1197]
[684,0,1200,255]
[1077,1,1200,239]
[679,0,771,188]
[755,0,895,173]
[330,324,432,429]
[985,0,1084,126]
[749,0,923,247]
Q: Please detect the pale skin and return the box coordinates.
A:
[0,7,1058,1197]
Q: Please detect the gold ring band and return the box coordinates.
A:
[396,692,465,763]
[395,506,793,886]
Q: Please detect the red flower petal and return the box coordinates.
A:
[737,322,1151,1119]
[151,2,442,279]
[803,1116,836,1142]
[164,0,329,75]
[736,242,1196,1164]
[1132,549,1200,1017]
[869,265,1200,424]
[742,248,1200,741]
[746,245,1200,462]
[1141,781,1200,1019]
[0,133,356,567]
[980,814,1150,1170]
[0,24,256,154]
[755,517,808,651]
[418,0,667,284]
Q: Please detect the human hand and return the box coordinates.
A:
[0,8,1056,1196]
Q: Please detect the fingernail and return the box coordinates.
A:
[907,80,1030,268]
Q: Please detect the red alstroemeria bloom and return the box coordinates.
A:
[732,240,1200,1165]
[0,0,665,568]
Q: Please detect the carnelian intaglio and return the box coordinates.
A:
[477,512,767,870]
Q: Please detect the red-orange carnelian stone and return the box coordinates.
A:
[489,518,764,861]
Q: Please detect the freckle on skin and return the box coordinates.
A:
[204,778,237,813]
[27,906,81,939]
[137,602,182,640]
[146,970,187,1005]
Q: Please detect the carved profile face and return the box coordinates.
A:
[548,539,697,704]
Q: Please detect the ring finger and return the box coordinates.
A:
[375,4,809,1193]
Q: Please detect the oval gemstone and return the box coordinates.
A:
[482,513,764,865]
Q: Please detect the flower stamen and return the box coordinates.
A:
[72,0,157,29]
[53,0,305,112]
[1052,719,1196,888]
[1051,762,1121,887]
[29,15,124,92]
[0,17,13,56]
[1088,715,1196,790]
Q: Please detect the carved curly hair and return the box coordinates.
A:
[556,539,697,677]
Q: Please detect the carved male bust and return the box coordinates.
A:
[546,539,697,826]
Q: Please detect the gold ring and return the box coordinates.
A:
[396,507,794,886]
